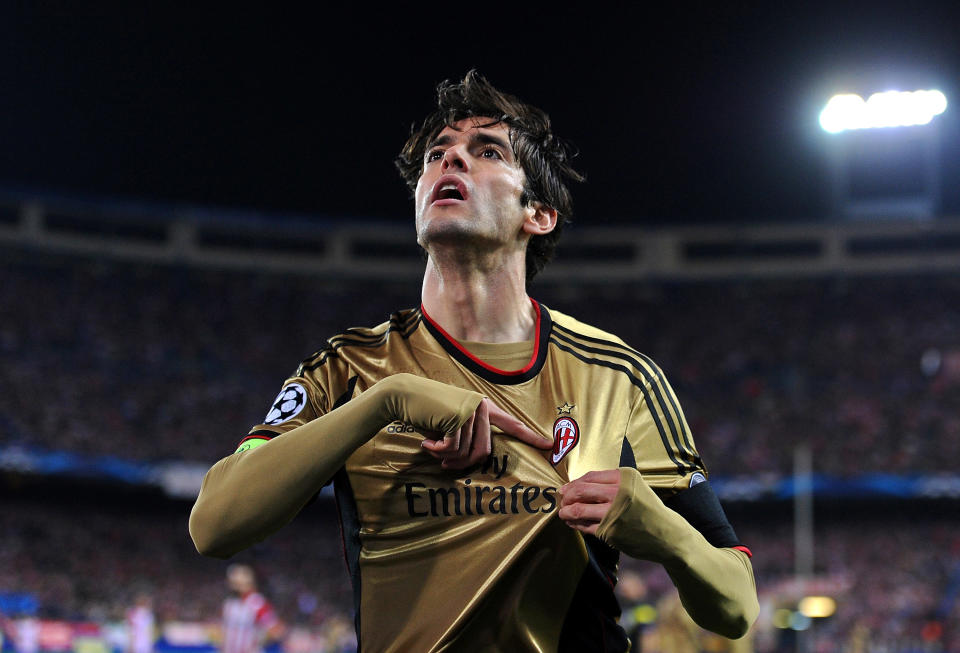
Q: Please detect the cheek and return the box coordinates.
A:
[414,178,431,215]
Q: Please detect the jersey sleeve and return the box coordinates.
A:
[604,360,758,637]
[596,467,758,639]
[235,372,329,454]
[189,373,484,558]
[622,359,705,495]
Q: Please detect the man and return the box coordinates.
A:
[220,565,280,653]
[190,71,758,652]
[126,594,156,653]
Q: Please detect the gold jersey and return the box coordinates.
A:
[242,300,705,652]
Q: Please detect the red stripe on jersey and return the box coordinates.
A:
[733,545,753,558]
[420,298,542,376]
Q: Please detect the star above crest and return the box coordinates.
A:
[557,402,575,416]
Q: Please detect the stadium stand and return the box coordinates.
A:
[2,194,959,651]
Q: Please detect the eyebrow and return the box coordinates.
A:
[426,131,513,157]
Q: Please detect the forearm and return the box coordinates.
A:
[189,373,482,558]
[596,467,758,639]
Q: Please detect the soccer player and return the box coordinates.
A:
[220,564,280,653]
[190,71,758,652]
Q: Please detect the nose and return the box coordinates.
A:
[441,145,468,172]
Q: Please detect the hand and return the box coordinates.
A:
[558,469,622,535]
[421,398,551,469]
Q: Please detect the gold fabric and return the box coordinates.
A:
[596,468,758,639]
[191,304,748,652]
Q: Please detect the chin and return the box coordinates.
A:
[418,219,484,248]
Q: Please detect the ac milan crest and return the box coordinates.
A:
[551,416,580,465]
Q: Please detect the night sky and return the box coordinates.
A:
[2,3,958,226]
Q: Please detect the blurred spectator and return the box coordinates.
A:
[2,495,957,651]
[126,594,155,653]
[12,615,39,653]
[4,249,960,476]
[3,247,960,650]
[221,565,281,653]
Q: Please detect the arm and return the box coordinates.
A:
[189,373,549,558]
[189,373,482,558]
[559,468,758,639]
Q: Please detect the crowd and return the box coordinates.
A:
[1,495,957,652]
[623,514,960,652]
[0,496,353,645]
[2,247,959,476]
[3,246,960,650]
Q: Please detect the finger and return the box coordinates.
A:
[442,432,475,469]
[457,412,476,458]
[447,401,491,469]
[422,429,460,453]
[473,400,492,460]
[444,427,461,452]
[486,402,552,450]
[558,502,610,524]
[558,481,619,506]
[440,412,475,469]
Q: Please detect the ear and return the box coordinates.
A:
[522,202,558,236]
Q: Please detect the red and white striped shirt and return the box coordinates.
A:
[221,591,278,653]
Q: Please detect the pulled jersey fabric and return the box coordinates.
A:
[241,301,715,652]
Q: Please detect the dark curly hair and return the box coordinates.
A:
[396,70,584,283]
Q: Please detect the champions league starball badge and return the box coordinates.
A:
[264,383,308,425]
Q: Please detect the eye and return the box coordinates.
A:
[480,147,502,160]
[425,149,444,163]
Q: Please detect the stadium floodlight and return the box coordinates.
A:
[819,89,948,133]
[798,595,837,619]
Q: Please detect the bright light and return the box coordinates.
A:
[819,89,947,133]
[798,596,837,618]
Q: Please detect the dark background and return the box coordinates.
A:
[2,2,958,225]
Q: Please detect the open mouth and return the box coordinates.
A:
[431,176,468,204]
[437,184,464,201]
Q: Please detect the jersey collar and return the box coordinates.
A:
[420,298,552,385]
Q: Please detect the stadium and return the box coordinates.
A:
[2,5,959,653]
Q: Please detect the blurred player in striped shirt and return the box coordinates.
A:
[220,565,281,653]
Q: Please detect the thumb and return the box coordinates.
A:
[486,400,553,450]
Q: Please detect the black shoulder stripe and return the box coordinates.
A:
[300,309,419,358]
[334,310,421,343]
[548,337,693,475]
[299,313,422,373]
[553,323,697,455]
[553,322,643,358]
[550,331,701,470]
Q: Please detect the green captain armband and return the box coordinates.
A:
[235,437,270,453]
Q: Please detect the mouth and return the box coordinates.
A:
[430,175,469,205]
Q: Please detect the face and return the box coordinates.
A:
[414,117,536,254]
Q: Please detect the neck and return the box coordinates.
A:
[420,248,534,343]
